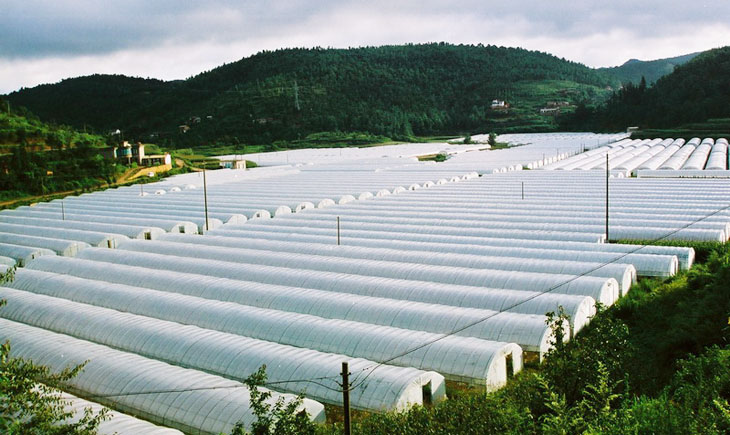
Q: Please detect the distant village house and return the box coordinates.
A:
[102,141,171,167]
[490,100,510,110]
[539,107,561,116]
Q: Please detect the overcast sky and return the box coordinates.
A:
[2,0,729,94]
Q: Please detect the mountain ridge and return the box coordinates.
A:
[4,43,619,146]
[599,51,702,85]
[3,43,714,147]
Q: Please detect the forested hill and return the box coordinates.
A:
[0,100,120,200]
[597,51,701,85]
[6,43,619,147]
[560,46,730,132]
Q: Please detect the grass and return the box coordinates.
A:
[417,153,447,162]
[489,142,512,150]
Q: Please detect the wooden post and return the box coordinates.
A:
[521,182,524,200]
[341,362,351,435]
[337,216,341,246]
[203,167,209,233]
[61,201,65,221]
[606,154,609,241]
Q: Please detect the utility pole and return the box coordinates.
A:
[605,154,609,242]
[203,167,209,233]
[341,362,351,435]
[337,216,341,246]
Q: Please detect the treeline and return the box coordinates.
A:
[561,46,730,132]
[7,43,619,147]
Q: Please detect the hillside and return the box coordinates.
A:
[560,46,730,133]
[0,99,122,201]
[598,51,701,85]
[5,44,620,147]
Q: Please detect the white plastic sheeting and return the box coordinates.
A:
[0,286,445,411]
[544,137,728,176]
[443,133,627,173]
[349,170,730,242]
[0,318,325,434]
[28,256,595,335]
[211,222,693,271]
[314,203,729,233]
[0,255,15,267]
[2,206,199,234]
[39,200,234,232]
[706,142,728,170]
[12,257,557,354]
[0,232,89,256]
[55,391,182,435]
[636,139,685,171]
[0,242,55,266]
[236,219,606,243]
[177,232,676,278]
[682,143,712,170]
[51,165,481,225]
[156,233,636,290]
[117,240,619,304]
[0,222,127,248]
[13,265,523,387]
[0,215,166,240]
[261,212,634,239]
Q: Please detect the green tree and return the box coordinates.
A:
[488,132,497,146]
[229,365,316,435]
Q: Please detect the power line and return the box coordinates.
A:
[25,195,730,401]
[77,375,344,401]
[347,199,730,390]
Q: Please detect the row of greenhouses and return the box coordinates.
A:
[0,317,325,434]
[0,133,719,433]
[541,137,730,176]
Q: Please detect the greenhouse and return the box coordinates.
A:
[542,137,729,177]
[118,239,622,304]
[12,259,558,355]
[56,391,183,435]
[28,256,596,333]
[3,206,200,234]
[0,242,55,266]
[0,215,167,240]
[11,267,523,387]
[0,222,127,248]
[161,232,678,278]
[157,233,636,291]
[0,232,90,256]
[0,255,15,267]
[0,286,446,411]
[1,132,724,432]
[0,318,325,434]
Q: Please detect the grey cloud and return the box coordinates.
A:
[0,0,331,58]
[1,0,728,60]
